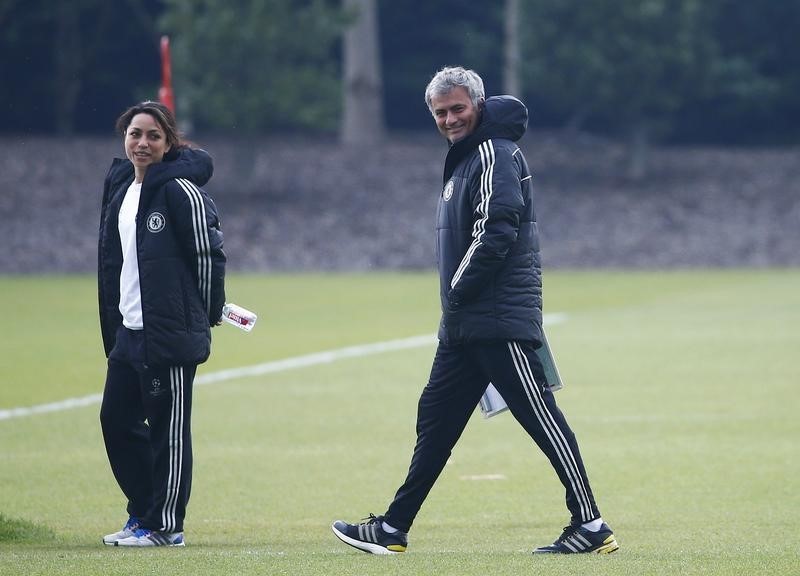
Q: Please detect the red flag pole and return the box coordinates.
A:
[159,35,175,113]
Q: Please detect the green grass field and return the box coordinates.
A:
[1,270,798,575]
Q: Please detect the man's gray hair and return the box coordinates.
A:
[424,66,485,113]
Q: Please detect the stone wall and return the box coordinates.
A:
[1,132,798,273]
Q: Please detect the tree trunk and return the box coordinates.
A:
[626,121,650,181]
[503,0,521,97]
[54,2,82,135]
[341,0,384,145]
[564,104,590,135]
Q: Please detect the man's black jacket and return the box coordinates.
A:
[436,95,543,345]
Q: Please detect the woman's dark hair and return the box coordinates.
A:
[115,101,185,151]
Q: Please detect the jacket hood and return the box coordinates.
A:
[473,95,528,143]
[443,95,528,183]
[107,147,214,191]
[143,147,214,189]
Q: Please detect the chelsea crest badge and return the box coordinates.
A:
[146,211,166,233]
[443,179,454,201]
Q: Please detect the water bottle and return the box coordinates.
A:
[221,303,258,332]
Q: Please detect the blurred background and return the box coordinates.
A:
[1,0,799,273]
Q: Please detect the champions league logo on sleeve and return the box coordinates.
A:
[146,212,166,233]
[150,376,167,397]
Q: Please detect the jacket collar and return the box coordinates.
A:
[442,95,528,183]
[108,147,214,198]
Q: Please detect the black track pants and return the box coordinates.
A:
[384,340,600,532]
[100,326,195,533]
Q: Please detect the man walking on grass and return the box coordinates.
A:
[330,66,618,556]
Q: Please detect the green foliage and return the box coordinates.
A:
[160,0,348,134]
[1,0,799,142]
[521,0,718,136]
[518,0,800,143]
[0,0,160,134]
[379,1,504,130]
[685,0,800,143]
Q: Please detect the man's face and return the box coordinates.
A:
[430,86,482,143]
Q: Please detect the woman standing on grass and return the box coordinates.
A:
[97,101,226,547]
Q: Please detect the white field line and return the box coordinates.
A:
[459,474,507,481]
[0,313,566,422]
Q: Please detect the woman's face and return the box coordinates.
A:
[124,112,171,180]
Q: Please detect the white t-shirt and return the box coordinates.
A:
[118,181,144,330]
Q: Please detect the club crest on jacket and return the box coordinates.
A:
[443,179,454,201]
[147,212,166,233]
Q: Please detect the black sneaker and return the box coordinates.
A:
[331,514,408,554]
[533,522,619,554]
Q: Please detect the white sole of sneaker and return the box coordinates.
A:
[113,533,185,547]
[114,540,185,547]
[103,533,134,546]
[330,524,399,555]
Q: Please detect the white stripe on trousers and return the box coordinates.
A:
[507,342,594,521]
[161,366,184,532]
[175,178,212,316]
